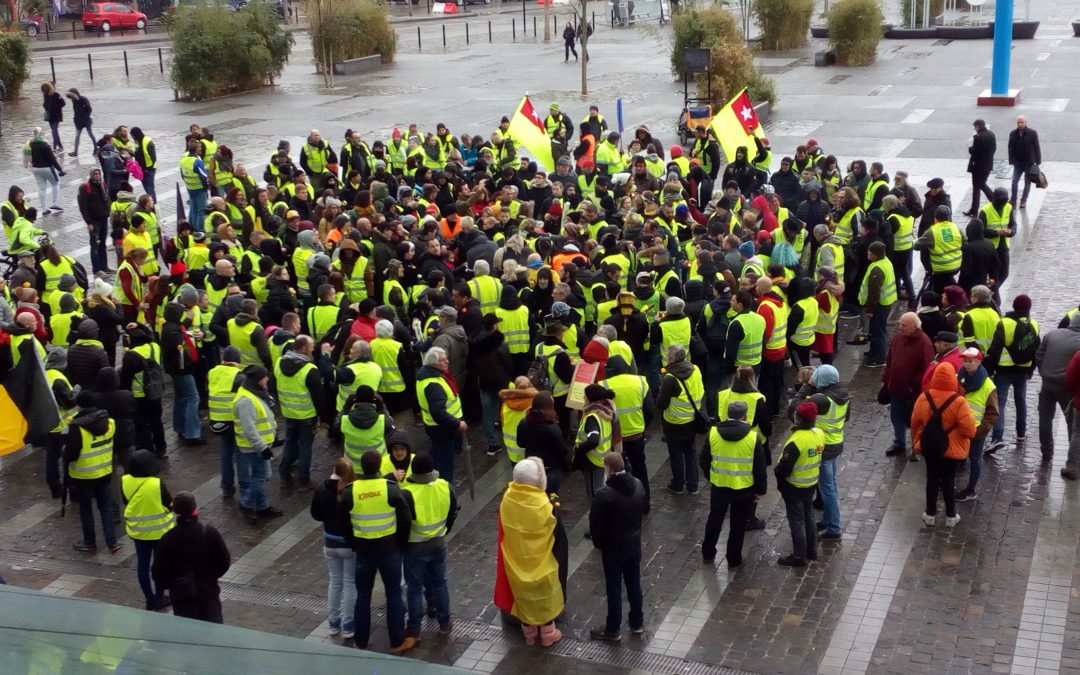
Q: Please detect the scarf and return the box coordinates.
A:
[582,398,622,449]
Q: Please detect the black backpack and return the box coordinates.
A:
[704,301,729,353]
[1006,318,1039,365]
[136,345,165,401]
[920,392,959,459]
[528,347,564,391]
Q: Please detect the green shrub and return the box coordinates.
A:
[169,2,293,101]
[827,0,882,66]
[754,0,813,50]
[900,0,944,27]
[670,8,774,109]
[0,33,31,102]
[308,0,396,76]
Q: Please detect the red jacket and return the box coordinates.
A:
[1066,350,1080,410]
[349,315,377,342]
[757,293,787,362]
[921,347,963,392]
[883,330,935,400]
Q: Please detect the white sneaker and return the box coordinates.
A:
[945,514,961,528]
[921,513,936,527]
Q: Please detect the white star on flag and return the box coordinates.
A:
[739,106,753,121]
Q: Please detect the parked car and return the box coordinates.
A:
[21,15,41,36]
[82,2,148,31]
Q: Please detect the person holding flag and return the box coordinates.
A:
[507,95,555,173]
[710,89,767,165]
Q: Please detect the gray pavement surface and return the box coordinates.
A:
[3,5,1080,674]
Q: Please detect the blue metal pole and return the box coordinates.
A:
[990,0,1013,95]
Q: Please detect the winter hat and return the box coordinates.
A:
[670,145,683,158]
[172,492,198,518]
[222,346,242,363]
[551,301,570,318]
[934,331,958,345]
[796,401,819,422]
[675,204,690,217]
[58,274,77,291]
[811,364,840,388]
[1012,294,1032,314]
[92,278,113,298]
[355,385,377,404]
[411,451,435,475]
[738,241,756,259]
[584,384,615,403]
[726,400,749,420]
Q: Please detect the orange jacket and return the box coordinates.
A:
[910,362,977,460]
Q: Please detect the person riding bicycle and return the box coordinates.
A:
[6,207,45,257]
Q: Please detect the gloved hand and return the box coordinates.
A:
[260,447,273,460]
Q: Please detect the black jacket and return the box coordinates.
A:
[77,178,110,221]
[959,220,999,291]
[1007,127,1041,169]
[968,128,996,174]
[29,139,62,172]
[310,478,351,548]
[589,471,647,551]
[93,368,136,459]
[151,516,232,600]
[68,89,92,127]
[603,309,651,367]
[161,303,196,376]
[63,407,113,488]
[43,91,65,124]
[518,410,569,472]
[67,340,110,391]
[770,168,802,212]
[471,328,512,391]
[655,359,700,442]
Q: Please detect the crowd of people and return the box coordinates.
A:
[4,99,1080,655]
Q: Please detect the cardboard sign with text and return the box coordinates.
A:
[565,361,599,410]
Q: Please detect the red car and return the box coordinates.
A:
[82,2,148,32]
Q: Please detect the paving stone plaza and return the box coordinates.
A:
[3,3,1080,673]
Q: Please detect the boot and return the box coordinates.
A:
[539,622,562,647]
[521,624,538,646]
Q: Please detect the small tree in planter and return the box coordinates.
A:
[754,0,814,50]
[671,7,776,108]
[308,0,396,87]
[827,0,882,65]
[0,34,31,102]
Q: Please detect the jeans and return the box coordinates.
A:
[564,41,578,60]
[583,465,604,501]
[141,166,157,201]
[622,436,650,510]
[782,487,816,560]
[479,388,501,448]
[44,432,64,494]
[889,396,915,449]
[868,306,889,363]
[88,217,109,273]
[404,545,450,633]
[134,538,166,605]
[818,453,841,534]
[33,167,60,209]
[235,451,270,511]
[135,397,167,456]
[924,454,959,517]
[1010,164,1033,204]
[601,547,643,633]
[281,417,316,483]
[965,436,985,492]
[1038,381,1073,456]
[187,188,208,230]
[428,431,460,483]
[354,548,406,650]
[218,431,237,492]
[701,488,753,565]
[49,121,62,149]
[324,545,356,627]
[75,480,117,549]
[666,435,698,492]
[73,124,96,155]
[992,370,1028,442]
[171,374,201,440]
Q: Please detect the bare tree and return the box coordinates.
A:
[576,0,588,95]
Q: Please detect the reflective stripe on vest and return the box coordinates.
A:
[180,155,203,191]
[815,292,839,335]
[858,258,897,306]
[39,257,75,292]
[501,404,529,463]
[350,478,396,539]
[762,302,788,352]
[998,317,1039,368]
[731,312,765,366]
[965,377,996,425]
[599,374,648,436]
[890,213,915,251]
[122,475,175,540]
[207,364,241,422]
[659,317,691,366]
[69,419,115,480]
[663,366,704,426]
[334,256,369,303]
[233,388,275,448]
[716,389,764,428]
[275,360,317,419]
[130,343,160,399]
[227,318,262,366]
[342,414,386,471]
[469,276,502,317]
[964,306,1001,351]
[535,344,570,396]
[370,338,405,392]
[834,208,862,245]
[46,369,73,434]
[816,397,848,445]
[929,221,963,272]
[495,306,531,354]
[576,411,613,468]
[980,203,1012,249]
[417,376,463,426]
[791,296,819,346]
[708,427,757,490]
[817,241,845,280]
[785,428,824,488]
[402,479,451,543]
[337,361,383,410]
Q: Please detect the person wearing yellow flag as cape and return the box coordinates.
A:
[494,457,568,648]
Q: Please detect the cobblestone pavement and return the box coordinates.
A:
[5,8,1080,674]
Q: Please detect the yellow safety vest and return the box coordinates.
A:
[417,375,463,426]
[383,279,408,310]
[381,453,413,480]
[834,208,862,245]
[535,344,570,397]
[707,426,757,490]
[816,241,845,280]
[306,304,339,342]
[39,256,75,293]
[784,428,824,488]
[115,260,144,307]
[731,312,766,366]
[180,155,204,191]
[658,317,692,366]
[963,306,1000,351]
[858,258,897,306]
[122,475,174,541]
[334,256,369,304]
[130,343,160,399]
[762,302,788,352]
[233,388,275,449]
[337,361,383,409]
[791,296,819,347]
[402,479,451,543]
[140,136,156,169]
[292,247,315,295]
[50,311,82,348]
[997,317,1039,368]
[370,338,405,393]
[980,202,1013,249]
[929,221,963,273]
[303,143,330,175]
[501,403,530,463]
[964,377,996,425]
[716,389,765,429]
[599,373,648,436]
[816,396,849,445]
[342,414,387,471]
[815,292,839,335]
[576,411,613,468]
[495,306,530,354]
[862,179,888,210]
[663,366,704,426]
[227,318,262,366]
[469,276,503,317]
[207,363,241,422]
[890,213,915,252]
[69,419,116,481]
[46,369,74,434]
[274,359,317,419]
[349,478,397,539]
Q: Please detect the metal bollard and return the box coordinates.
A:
[87,53,94,80]
[158,47,164,73]
[72,20,76,39]
[466,22,470,44]
[417,25,422,50]
[50,57,56,84]
[533,15,536,36]
[512,18,515,41]
[123,50,129,77]
[442,24,446,46]
[488,20,492,42]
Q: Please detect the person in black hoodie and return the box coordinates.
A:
[66,391,121,554]
[311,457,358,641]
[959,219,1000,295]
[151,492,231,623]
[603,292,651,371]
[67,319,110,390]
[64,88,95,157]
[699,400,768,567]
[261,265,297,327]
[77,168,112,275]
[44,347,78,498]
[587,452,647,642]
[161,301,203,443]
[472,313,513,456]
[917,291,949,343]
[93,367,136,513]
[120,323,168,457]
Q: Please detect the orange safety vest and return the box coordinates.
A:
[551,252,582,275]
[576,134,596,169]
[439,218,462,242]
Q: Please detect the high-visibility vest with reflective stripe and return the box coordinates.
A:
[816,396,849,445]
[659,317,691,366]
[731,312,765,366]
[180,155,203,191]
[469,276,502,317]
[998,317,1039,368]
[858,258,897,306]
[862,179,888,210]
[964,306,1001,352]
[121,475,174,541]
[337,361,383,410]
[609,339,634,368]
[417,375,463,426]
[227,318,262,366]
[890,213,915,252]
[716,389,765,428]
[576,411,613,468]
[303,143,330,174]
[562,324,581,361]
[834,208,862,245]
[654,269,681,298]
[350,478,397,539]
[791,296,819,347]
[535,344,570,396]
[816,292,839,335]
[495,306,530,354]
[306,304,339,342]
[707,426,757,490]
[233,388,275,449]
[663,366,704,426]
[929,221,963,272]
[965,376,996,425]
[600,373,648,436]
[130,343,160,399]
[207,363,241,422]
[10,333,44,367]
[634,290,662,324]
[342,414,386,471]
[772,227,807,256]
[69,419,116,480]
[292,247,315,295]
[333,256,369,304]
[600,253,631,287]
[46,369,73,433]
[115,260,144,306]
[784,428,824,488]
[981,202,1013,249]
[383,279,408,311]
[402,479,451,543]
[39,256,75,293]
[141,136,156,169]
[269,335,293,369]
[761,302,788,352]
[370,338,405,393]
[50,310,82,347]
[205,284,228,316]
[501,403,529,463]
[125,230,158,276]
[816,241,845,280]
[275,360,317,419]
